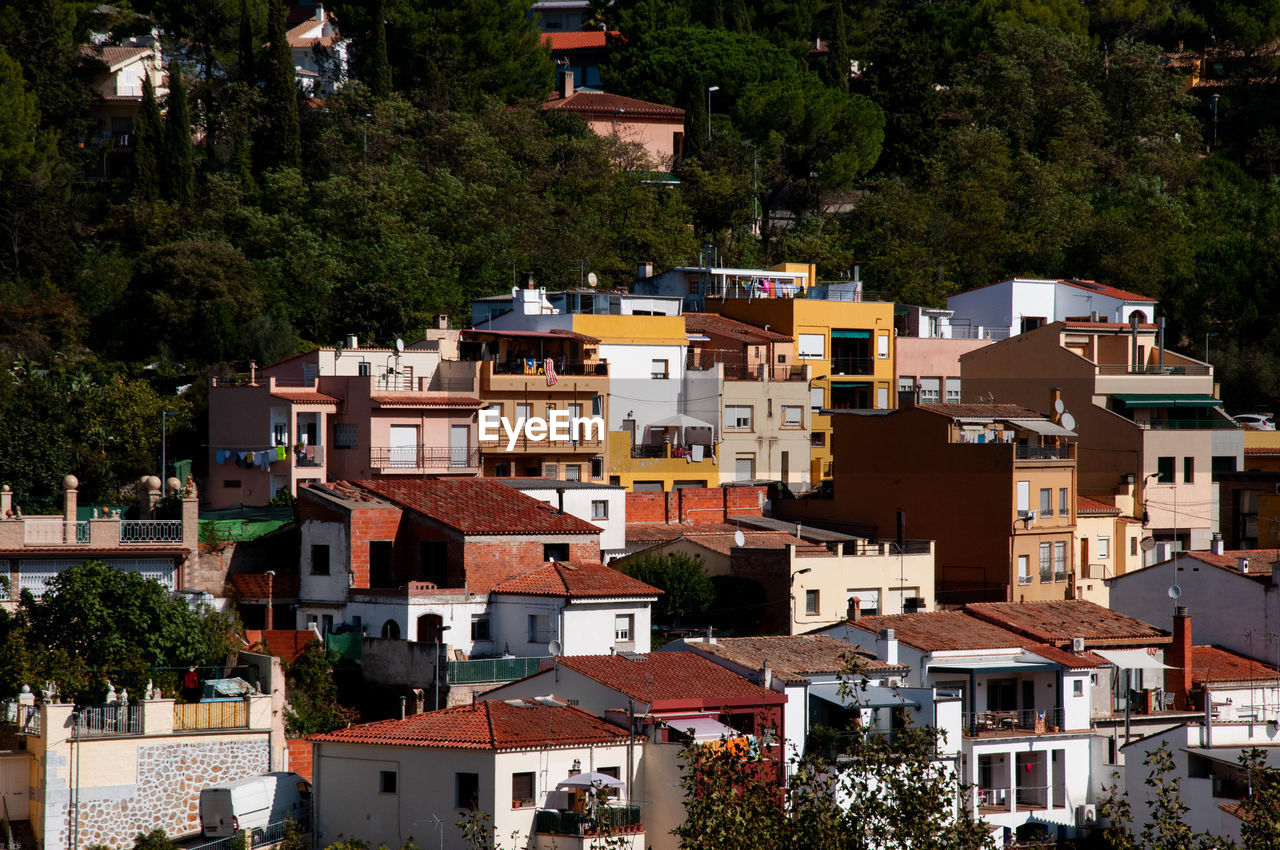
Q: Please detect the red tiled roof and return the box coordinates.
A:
[368,394,484,408]
[541,31,614,51]
[1058,278,1156,303]
[229,572,301,599]
[683,313,793,343]
[311,698,633,750]
[623,523,807,554]
[544,90,685,120]
[845,613,1106,668]
[556,652,785,707]
[915,402,1045,419]
[244,629,319,662]
[286,19,339,49]
[1190,645,1280,685]
[81,45,151,69]
[492,561,661,598]
[271,390,340,405]
[1178,549,1280,576]
[683,635,907,682]
[963,600,1168,645]
[350,479,602,536]
[1077,495,1121,515]
[678,531,809,556]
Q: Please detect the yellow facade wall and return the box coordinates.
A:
[570,314,687,346]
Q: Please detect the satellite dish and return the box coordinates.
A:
[1061,412,1076,432]
[1054,398,1065,414]
[395,337,405,353]
[587,272,598,288]
[1141,536,1157,552]
[734,530,746,548]
[548,639,562,657]
[1168,584,1182,599]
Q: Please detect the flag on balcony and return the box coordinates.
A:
[545,358,558,386]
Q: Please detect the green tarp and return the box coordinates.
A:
[326,631,363,663]
[1111,394,1224,408]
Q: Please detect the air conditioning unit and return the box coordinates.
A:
[1071,637,1086,653]
[1017,510,1035,520]
[1077,804,1097,826]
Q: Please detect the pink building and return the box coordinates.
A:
[207,336,482,508]
[543,74,686,171]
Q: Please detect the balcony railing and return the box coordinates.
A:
[24,519,89,545]
[120,519,184,544]
[722,363,808,381]
[1097,363,1211,376]
[490,360,608,377]
[75,703,143,737]
[1136,419,1238,430]
[447,656,545,685]
[964,708,1065,737]
[174,699,249,731]
[294,445,326,467]
[534,806,643,836]
[1015,445,1075,461]
[370,446,480,470]
[1,702,41,736]
[830,356,874,376]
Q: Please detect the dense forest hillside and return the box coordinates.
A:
[3,0,1280,506]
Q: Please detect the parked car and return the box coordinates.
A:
[199,772,311,837]
[1233,413,1276,430]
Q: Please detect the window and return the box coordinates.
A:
[805,589,819,615]
[1098,536,1111,559]
[358,362,371,376]
[1212,455,1237,481]
[273,423,288,446]
[898,377,915,394]
[334,423,358,449]
[1059,488,1068,517]
[651,359,669,379]
[457,772,480,809]
[735,454,755,480]
[511,772,535,808]
[516,402,532,422]
[725,406,753,430]
[945,378,961,404]
[782,405,802,426]
[1131,536,1138,556]
[419,541,447,586]
[223,479,241,488]
[528,614,550,643]
[847,589,879,616]
[1157,456,1174,483]
[810,432,825,447]
[918,377,940,403]
[591,457,604,479]
[591,499,609,519]
[1017,481,1030,512]
[1017,555,1031,585]
[564,464,581,481]
[380,771,397,794]
[876,386,889,409]
[544,543,570,562]
[877,334,890,359]
[615,614,634,642]
[1054,541,1067,581]
[1183,456,1194,483]
[1073,679,1084,697]
[1040,488,1052,515]
[798,334,825,359]
[592,395,604,417]
[1039,543,1052,582]
[310,544,330,576]
[810,387,825,410]
[470,617,491,642]
[542,463,558,479]
[369,541,393,587]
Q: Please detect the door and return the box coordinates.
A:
[0,754,30,819]
[389,425,418,468]
[450,425,470,468]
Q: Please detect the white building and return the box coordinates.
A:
[946,278,1156,341]
[498,478,627,558]
[286,6,348,95]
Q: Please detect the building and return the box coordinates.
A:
[894,304,993,407]
[80,37,166,180]
[946,278,1157,341]
[633,262,816,312]
[0,475,199,610]
[311,697,649,850]
[285,6,348,95]
[777,399,1077,604]
[207,336,482,507]
[543,74,685,171]
[530,0,593,32]
[541,30,614,89]
[1073,496,1144,606]
[961,320,1241,554]
[498,479,627,559]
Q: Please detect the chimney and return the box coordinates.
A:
[637,261,654,279]
[1211,533,1225,556]
[558,69,574,99]
[435,314,449,330]
[265,570,275,631]
[62,475,78,525]
[1,484,11,517]
[1165,606,1193,710]
[1155,541,1174,563]
[345,334,358,350]
[1239,557,1250,574]
[249,359,258,386]
[876,628,898,665]
[760,660,772,690]
[847,596,862,622]
[315,2,325,22]
[1049,387,1063,424]
[522,272,535,289]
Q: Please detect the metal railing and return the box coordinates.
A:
[830,356,874,376]
[534,805,643,836]
[1137,419,1238,430]
[721,363,808,381]
[174,699,249,731]
[490,360,607,377]
[120,519,184,543]
[24,519,89,545]
[1097,363,1211,376]
[294,445,325,468]
[75,704,143,736]
[1,702,40,737]
[370,446,480,470]
[448,656,545,685]
[1,795,16,850]
[1015,445,1075,460]
[964,708,1064,737]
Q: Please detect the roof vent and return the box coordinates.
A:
[617,651,646,662]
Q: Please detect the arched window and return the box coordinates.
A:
[381,619,401,640]
[417,613,443,643]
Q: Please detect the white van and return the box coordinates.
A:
[199,772,311,838]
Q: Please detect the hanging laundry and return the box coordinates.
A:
[275,445,287,462]
[305,445,316,459]
[544,358,558,386]
[216,449,229,464]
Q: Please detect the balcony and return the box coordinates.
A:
[1097,364,1211,376]
[830,356,874,376]
[120,519,183,544]
[173,699,249,731]
[24,519,89,545]
[75,703,144,737]
[723,363,809,381]
[369,446,481,472]
[490,360,607,377]
[447,656,545,685]
[975,784,1064,813]
[1015,444,1076,461]
[964,708,1065,737]
[533,806,644,846]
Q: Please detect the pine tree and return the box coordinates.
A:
[367,0,392,99]
[824,0,851,92]
[260,0,300,172]
[162,65,194,205]
[133,74,162,201]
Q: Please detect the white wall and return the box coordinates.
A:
[965,734,1094,832]
[482,667,650,715]
[509,485,627,553]
[562,600,653,654]
[947,279,1055,340]
[602,342,686,432]
[298,519,350,604]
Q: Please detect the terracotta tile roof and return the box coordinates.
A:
[270,389,340,405]
[285,19,339,49]
[845,613,1107,668]
[1077,495,1121,515]
[81,45,151,69]
[541,31,614,50]
[1059,321,1159,331]
[244,629,319,662]
[544,90,685,121]
[1244,446,1280,455]
[311,698,633,750]
[229,572,300,599]
[1190,645,1280,685]
[368,394,483,408]
[963,600,1168,646]
[683,313,793,343]
[915,402,1046,419]
[624,522,801,549]
[492,561,661,598]
[1,546,186,557]
[683,635,907,682]
[1058,278,1156,303]
[556,653,785,707]
[1179,549,1280,576]
[350,479,602,536]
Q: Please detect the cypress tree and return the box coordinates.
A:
[728,0,751,33]
[133,74,162,201]
[709,0,725,29]
[368,0,393,99]
[824,0,851,92]
[261,0,301,172]
[237,0,256,84]
[162,65,194,204]
[684,80,708,161]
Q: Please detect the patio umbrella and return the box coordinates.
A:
[555,772,626,791]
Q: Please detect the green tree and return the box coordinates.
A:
[822,0,851,92]
[162,65,195,204]
[366,0,393,99]
[618,552,713,625]
[260,0,300,172]
[134,75,163,202]
[283,643,347,736]
[132,829,176,850]
[1239,748,1280,848]
[0,48,56,182]
[75,373,192,499]
[674,738,787,850]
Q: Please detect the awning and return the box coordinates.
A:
[1095,649,1173,671]
[831,329,871,339]
[809,683,920,710]
[669,716,742,742]
[1184,747,1280,770]
[1111,394,1224,408]
[928,654,1059,674]
[1005,418,1077,437]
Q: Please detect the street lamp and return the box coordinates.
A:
[160,410,178,483]
[1205,331,1217,364]
[1211,94,1220,149]
[434,624,452,710]
[706,86,719,141]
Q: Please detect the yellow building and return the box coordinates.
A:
[708,294,897,484]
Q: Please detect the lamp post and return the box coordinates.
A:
[706,86,719,141]
[1205,331,1217,365]
[160,410,177,482]
[435,624,452,710]
[1211,94,1220,149]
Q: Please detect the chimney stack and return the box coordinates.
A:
[637,261,654,280]
[760,660,772,690]
[558,69,574,99]
[1165,606,1193,710]
[876,628,898,665]
[1239,557,1251,574]
[1211,533,1225,556]
[1049,387,1063,424]
[847,596,862,622]
[265,570,275,631]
